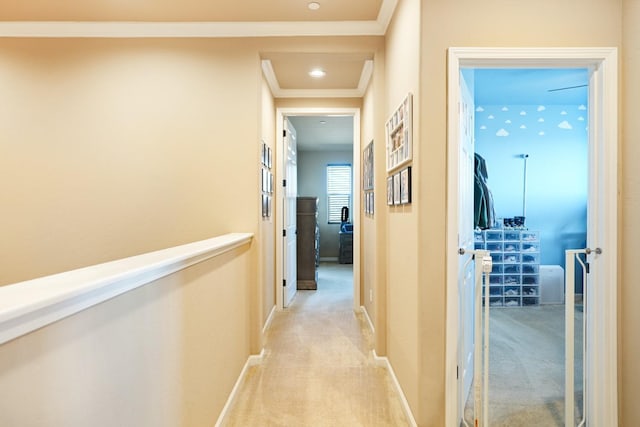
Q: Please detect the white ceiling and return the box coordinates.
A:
[472,68,589,106]
[288,116,353,152]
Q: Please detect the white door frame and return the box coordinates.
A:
[445,47,618,426]
[275,107,361,311]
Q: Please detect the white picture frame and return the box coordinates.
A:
[386,93,413,172]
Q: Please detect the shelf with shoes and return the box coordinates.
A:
[477,229,540,307]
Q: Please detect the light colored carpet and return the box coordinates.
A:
[463,305,584,426]
[222,263,410,427]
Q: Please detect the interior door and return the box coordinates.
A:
[283,118,298,307]
[458,71,476,421]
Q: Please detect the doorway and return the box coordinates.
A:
[275,108,362,312]
[445,48,618,426]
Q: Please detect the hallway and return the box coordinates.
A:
[223,263,410,426]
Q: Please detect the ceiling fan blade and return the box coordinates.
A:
[547,84,588,92]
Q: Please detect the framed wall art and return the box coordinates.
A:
[400,166,412,204]
[386,93,413,172]
[387,176,394,206]
[363,140,374,191]
[393,172,401,205]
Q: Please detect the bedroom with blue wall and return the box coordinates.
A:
[469,68,589,295]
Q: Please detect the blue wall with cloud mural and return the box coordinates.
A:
[474,103,588,272]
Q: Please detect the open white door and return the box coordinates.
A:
[446,47,618,427]
[283,118,298,307]
[457,71,476,423]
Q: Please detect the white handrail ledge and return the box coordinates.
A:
[0,232,253,345]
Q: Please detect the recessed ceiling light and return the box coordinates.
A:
[309,68,326,78]
[319,120,327,125]
[308,2,321,10]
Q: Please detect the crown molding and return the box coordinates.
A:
[0,0,395,38]
[0,19,386,38]
[262,59,372,99]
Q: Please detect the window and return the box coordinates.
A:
[326,164,352,224]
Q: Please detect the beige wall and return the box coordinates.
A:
[0,38,261,286]
[417,0,623,425]
[384,0,422,420]
[622,0,639,423]
[0,243,253,426]
[361,79,377,328]
[260,75,276,332]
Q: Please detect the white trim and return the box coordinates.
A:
[0,233,253,346]
[445,47,618,427]
[376,0,399,33]
[0,20,384,38]
[0,0,396,38]
[360,305,375,334]
[263,305,276,334]
[357,60,375,94]
[372,351,418,427]
[214,349,265,427]
[261,59,374,99]
[275,108,361,311]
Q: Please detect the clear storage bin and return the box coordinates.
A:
[522,286,539,296]
[489,297,504,307]
[502,253,520,264]
[523,296,539,306]
[504,286,520,296]
[474,241,484,250]
[490,252,503,263]
[504,274,520,285]
[489,274,503,285]
[486,242,503,252]
[491,264,503,274]
[484,230,503,241]
[489,286,503,296]
[522,264,539,274]
[521,231,539,242]
[521,253,540,264]
[521,242,540,253]
[504,297,520,307]
[504,231,521,241]
[503,242,519,253]
[504,264,521,274]
[522,274,539,285]
[474,230,484,242]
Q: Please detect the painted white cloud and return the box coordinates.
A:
[488,115,495,119]
[476,106,485,112]
[537,105,546,112]
[578,116,585,121]
[539,131,545,136]
[520,111,527,116]
[579,105,587,110]
[538,118,545,123]
[480,125,487,130]
[505,119,512,124]
[561,111,568,115]
[520,125,527,129]
[502,107,509,111]
[496,129,509,137]
[558,120,573,130]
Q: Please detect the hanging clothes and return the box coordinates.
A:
[474,153,496,229]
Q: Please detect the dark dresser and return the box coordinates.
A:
[296,197,319,290]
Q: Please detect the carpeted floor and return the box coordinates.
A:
[463,305,584,426]
[222,263,410,427]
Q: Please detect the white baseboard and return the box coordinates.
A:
[360,305,375,334]
[372,350,418,427]
[214,349,265,427]
[319,257,338,262]
[263,305,276,334]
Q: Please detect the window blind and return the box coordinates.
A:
[327,164,352,223]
